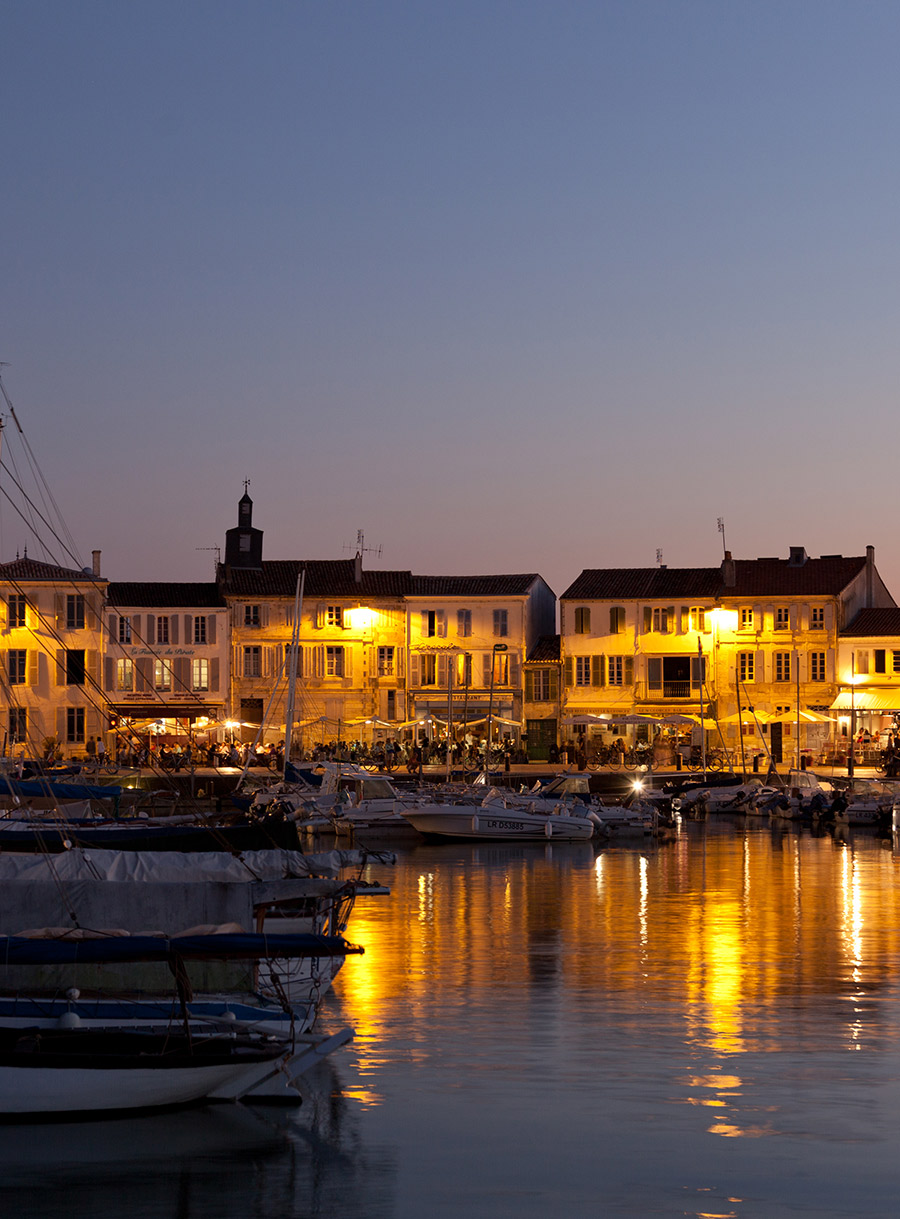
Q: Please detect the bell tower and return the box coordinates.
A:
[224,481,263,570]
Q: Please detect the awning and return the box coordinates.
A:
[110,705,221,720]
[831,690,900,712]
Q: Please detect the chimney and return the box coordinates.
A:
[92,550,101,578]
[866,544,875,606]
[354,551,363,585]
[788,546,808,567]
[721,550,735,587]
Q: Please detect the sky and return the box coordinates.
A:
[2,1,899,601]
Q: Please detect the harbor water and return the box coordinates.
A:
[5,820,900,1218]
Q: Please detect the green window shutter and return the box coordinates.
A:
[524,671,534,701]
[643,608,652,633]
[624,657,634,686]
[564,657,573,687]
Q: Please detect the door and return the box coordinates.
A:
[770,721,783,765]
[526,718,557,761]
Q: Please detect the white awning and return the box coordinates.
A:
[831,690,900,712]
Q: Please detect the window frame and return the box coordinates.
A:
[8,595,26,629]
[66,594,85,630]
[7,649,27,685]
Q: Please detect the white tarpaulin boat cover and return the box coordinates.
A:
[0,848,363,884]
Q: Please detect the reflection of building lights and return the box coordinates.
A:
[632,779,644,793]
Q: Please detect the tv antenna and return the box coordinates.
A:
[344,529,382,562]
[196,545,222,574]
[717,517,727,557]
[656,548,663,567]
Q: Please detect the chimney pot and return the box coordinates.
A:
[92,550,101,578]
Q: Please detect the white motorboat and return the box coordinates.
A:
[401,799,600,841]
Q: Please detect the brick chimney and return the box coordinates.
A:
[721,550,735,587]
[92,550,101,577]
[866,544,875,606]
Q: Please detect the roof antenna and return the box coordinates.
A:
[656,548,663,567]
[717,517,727,558]
[343,529,383,562]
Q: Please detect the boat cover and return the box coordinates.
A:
[0,932,362,965]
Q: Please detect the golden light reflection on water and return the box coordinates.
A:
[336,833,900,1118]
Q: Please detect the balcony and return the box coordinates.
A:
[638,681,695,701]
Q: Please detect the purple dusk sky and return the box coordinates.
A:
[1,1,898,601]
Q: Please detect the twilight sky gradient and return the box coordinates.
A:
[2,1,899,601]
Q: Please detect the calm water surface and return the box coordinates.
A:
[5,821,900,1218]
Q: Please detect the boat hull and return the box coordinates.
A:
[402,807,595,841]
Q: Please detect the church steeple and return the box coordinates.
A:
[224,483,264,570]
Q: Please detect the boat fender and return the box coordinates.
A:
[544,819,553,838]
[471,814,479,833]
[587,811,605,831]
[56,1011,82,1030]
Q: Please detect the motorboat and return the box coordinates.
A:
[400,798,600,841]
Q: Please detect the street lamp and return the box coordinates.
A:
[484,643,508,782]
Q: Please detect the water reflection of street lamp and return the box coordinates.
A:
[485,643,508,782]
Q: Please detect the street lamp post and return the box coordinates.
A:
[484,643,508,783]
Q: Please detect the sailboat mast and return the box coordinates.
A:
[283,569,305,776]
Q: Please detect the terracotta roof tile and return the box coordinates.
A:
[220,560,412,599]
[842,608,900,637]
[409,574,542,597]
[0,557,104,583]
[562,556,869,600]
[108,582,225,608]
[526,634,561,662]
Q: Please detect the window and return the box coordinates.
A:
[775,607,789,630]
[810,652,826,681]
[118,616,132,644]
[856,650,869,675]
[377,646,395,676]
[892,652,900,675]
[8,707,26,742]
[66,595,85,630]
[244,604,261,628]
[154,660,172,691]
[117,658,134,691]
[610,606,625,634]
[66,649,85,686]
[689,607,707,632]
[422,610,446,638]
[326,606,343,628]
[740,607,754,631]
[156,616,170,644]
[386,689,397,719]
[419,654,436,686]
[492,654,510,685]
[738,652,755,682]
[811,606,825,629]
[774,652,791,682]
[456,652,473,686]
[530,669,552,701]
[66,707,85,744]
[192,658,209,691]
[457,609,471,637]
[8,595,25,628]
[652,607,672,634]
[326,646,344,677]
[875,649,886,674]
[194,616,207,644]
[243,646,262,678]
[493,609,508,637]
[574,607,591,635]
[8,649,26,685]
[575,657,592,686]
[608,656,626,686]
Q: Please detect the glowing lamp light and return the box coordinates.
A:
[632,779,645,793]
[346,606,373,630]
[708,608,740,632]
